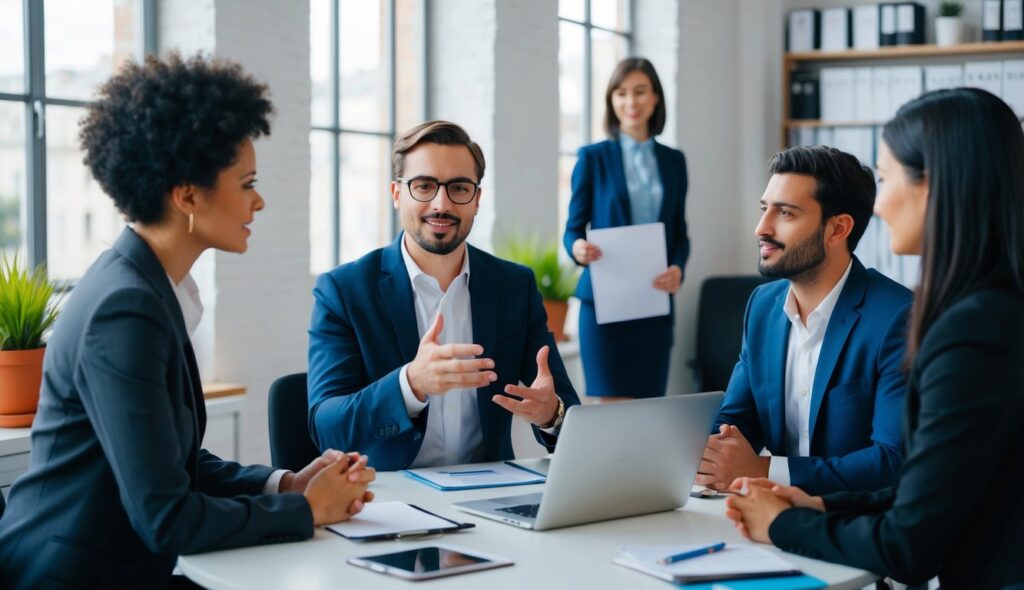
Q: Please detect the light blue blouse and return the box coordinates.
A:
[619,134,664,225]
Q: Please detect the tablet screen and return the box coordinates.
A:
[362,547,490,573]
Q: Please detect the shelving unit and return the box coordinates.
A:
[782,40,1024,148]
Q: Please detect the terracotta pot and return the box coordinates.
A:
[543,299,569,342]
[0,347,45,428]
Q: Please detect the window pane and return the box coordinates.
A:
[339,133,390,262]
[590,30,628,141]
[559,21,585,152]
[558,0,584,21]
[339,0,390,133]
[310,131,335,274]
[46,106,124,281]
[0,102,26,260]
[394,0,423,134]
[591,0,629,32]
[0,0,25,94]
[311,0,333,127]
[45,0,140,101]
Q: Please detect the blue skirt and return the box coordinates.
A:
[578,301,672,398]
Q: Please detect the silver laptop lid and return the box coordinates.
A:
[533,391,724,531]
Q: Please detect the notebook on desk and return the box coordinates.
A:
[613,543,825,588]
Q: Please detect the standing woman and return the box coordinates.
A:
[0,54,375,589]
[563,57,690,401]
[724,88,1024,589]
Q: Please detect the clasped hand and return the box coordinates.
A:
[285,449,377,526]
[407,314,559,427]
[724,477,824,544]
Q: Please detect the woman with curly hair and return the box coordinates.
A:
[0,53,375,589]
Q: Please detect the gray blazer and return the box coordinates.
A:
[0,228,312,589]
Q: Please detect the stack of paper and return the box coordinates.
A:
[613,543,825,588]
[404,461,546,491]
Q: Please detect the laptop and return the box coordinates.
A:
[452,391,724,531]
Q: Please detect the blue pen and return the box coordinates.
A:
[657,542,727,565]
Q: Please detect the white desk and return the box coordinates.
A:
[179,472,876,590]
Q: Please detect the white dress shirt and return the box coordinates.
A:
[768,261,853,485]
[397,240,485,468]
[166,273,287,494]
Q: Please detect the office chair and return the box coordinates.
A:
[1,488,5,518]
[689,275,771,393]
[267,372,321,472]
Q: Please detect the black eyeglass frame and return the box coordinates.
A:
[396,177,480,205]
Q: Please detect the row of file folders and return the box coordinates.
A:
[790,60,1024,122]
[788,2,1023,51]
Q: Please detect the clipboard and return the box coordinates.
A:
[324,501,475,541]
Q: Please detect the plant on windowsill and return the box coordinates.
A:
[935,2,965,46]
[0,256,61,428]
[497,236,579,342]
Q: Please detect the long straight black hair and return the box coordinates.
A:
[882,88,1024,360]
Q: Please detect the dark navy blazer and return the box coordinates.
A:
[307,235,581,472]
[715,257,913,495]
[0,228,312,589]
[562,138,690,303]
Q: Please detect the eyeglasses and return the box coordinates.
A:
[396,177,480,205]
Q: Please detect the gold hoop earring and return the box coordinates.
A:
[188,212,194,234]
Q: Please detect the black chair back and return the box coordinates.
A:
[690,275,771,392]
[268,372,321,472]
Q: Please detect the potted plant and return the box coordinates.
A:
[0,257,60,427]
[935,1,965,46]
[498,236,579,342]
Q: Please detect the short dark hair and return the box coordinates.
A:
[604,57,666,138]
[79,52,273,224]
[767,145,876,252]
[392,120,485,182]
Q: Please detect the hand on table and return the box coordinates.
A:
[302,451,377,526]
[695,424,770,490]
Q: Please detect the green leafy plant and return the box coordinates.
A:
[938,2,963,17]
[0,256,61,350]
[498,236,579,302]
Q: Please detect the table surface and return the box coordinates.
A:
[179,471,876,590]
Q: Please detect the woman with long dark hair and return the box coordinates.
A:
[563,57,690,401]
[723,87,1024,589]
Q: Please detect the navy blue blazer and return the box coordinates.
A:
[714,257,913,495]
[562,138,690,303]
[0,228,312,589]
[307,235,581,472]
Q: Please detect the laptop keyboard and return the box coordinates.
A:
[495,503,540,518]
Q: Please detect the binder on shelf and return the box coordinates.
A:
[820,67,856,122]
[816,126,835,147]
[964,62,1004,98]
[853,4,881,50]
[889,65,923,117]
[1003,60,1024,120]
[880,3,899,45]
[854,68,875,122]
[895,2,926,45]
[1004,0,1023,41]
[872,67,893,122]
[821,8,852,51]
[924,65,964,92]
[984,0,1003,41]
[788,9,821,52]
[789,70,820,120]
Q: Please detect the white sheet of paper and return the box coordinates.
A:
[324,501,458,538]
[405,461,545,490]
[587,223,670,324]
[619,543,797,578]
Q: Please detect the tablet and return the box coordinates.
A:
[347,544,513,580]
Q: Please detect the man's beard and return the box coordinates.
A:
[757,224,826,282]
[411,213,470,255]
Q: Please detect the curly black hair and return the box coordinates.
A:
[79,52,273,224]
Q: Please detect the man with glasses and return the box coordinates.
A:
[307,120,580,471]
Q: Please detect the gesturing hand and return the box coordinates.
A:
[572,239,603,265]
[491,345,560,427]
[695,424,770,490]
[406,314,497,401]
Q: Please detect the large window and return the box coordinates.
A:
[558,0,631,227]
[310,0,425,273]
[0,0,154,281]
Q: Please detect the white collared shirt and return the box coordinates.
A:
[768,260,853,485]
[397,238,484,468]
[166,273,287,494]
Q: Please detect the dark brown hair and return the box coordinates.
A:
[604,57,666,138]
[391,120,485,182]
